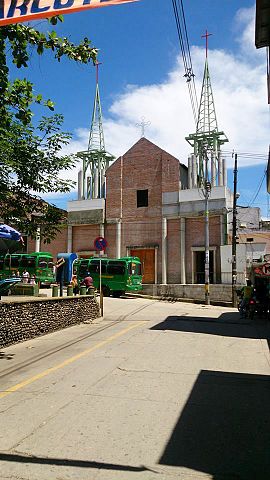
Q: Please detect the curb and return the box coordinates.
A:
[128,293,233,308]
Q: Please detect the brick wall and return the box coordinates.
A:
[106,138,181,222]
[0,296,100,348]
[72,225,100,253]
[27,227,68,261]
[105,138,182,281]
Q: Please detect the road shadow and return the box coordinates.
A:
[159,369,270,480]
[151,313,270,341]
[0,351,14,360]
[0,452,150,473]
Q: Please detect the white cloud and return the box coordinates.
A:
[61,5,269,186]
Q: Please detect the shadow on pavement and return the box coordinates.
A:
[0,351,14,360]
[0,452,149,472]
[159,369,270,480]
[151,312,270,341]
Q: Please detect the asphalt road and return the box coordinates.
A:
[0,296,270,480]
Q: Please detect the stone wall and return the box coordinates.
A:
[141,283,234,305]
[0,296,100,349]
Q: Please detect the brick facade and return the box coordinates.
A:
[33,137,230,285]
[27,227,67,261]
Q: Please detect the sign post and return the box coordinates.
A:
[99,257,103,317]
[94,236,107,317]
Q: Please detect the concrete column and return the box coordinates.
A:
[101,169,106,198]
[191,154,197,188]
[78,170,83,200]
[67,225,73,253]
[35,227,41,253]
[188,156,192,189]
[154,247,158,284]
[86,176,92,199]
[162,217,167,284]
[180,217,186,284]
[116,221,121,259]
[100,223,105,238]
[218,151,223,186]
[93,168,99,199]
[220,214,224,246]
[222,157,227,187]
[211,152,216,187]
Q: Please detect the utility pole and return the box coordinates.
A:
[232,153,238,307]
[204,149,211,305]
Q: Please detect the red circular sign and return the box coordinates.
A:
[94,237,107,251]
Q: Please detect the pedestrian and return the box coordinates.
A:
[22,269,30,284]
[240,279,253,317]
[29,274,36,285]
[82,272,93,292]
[71,274,79,295]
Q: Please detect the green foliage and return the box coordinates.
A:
[0,18,98,242]
[0,114,76,240]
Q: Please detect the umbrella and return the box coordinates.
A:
[0,224,24,254]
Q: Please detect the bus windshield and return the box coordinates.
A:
[128,262,142,276]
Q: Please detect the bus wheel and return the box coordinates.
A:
[102,285,110,297]
[112,290,124,298]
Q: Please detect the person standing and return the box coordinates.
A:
[22,269,30,284]
[240,279,253,318]
[82,272,94,292]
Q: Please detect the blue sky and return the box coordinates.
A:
[10,0,269,215]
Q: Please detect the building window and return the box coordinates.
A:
[137,189,148,208]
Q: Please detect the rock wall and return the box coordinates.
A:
[0,296,100,348]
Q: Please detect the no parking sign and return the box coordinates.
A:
[94,237,107,252]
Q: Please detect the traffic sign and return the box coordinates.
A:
[94,237,107,251]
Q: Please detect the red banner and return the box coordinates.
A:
[0,0,138,26]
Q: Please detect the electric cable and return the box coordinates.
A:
[171,0,198,123]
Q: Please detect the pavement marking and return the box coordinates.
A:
[0,320,146,401]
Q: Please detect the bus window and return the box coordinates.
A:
[38,258,48,268]
[27,257,36,268]
[89,260,107,274]
[48,261,54,270]
[10,256,20,268]
[4,256,11,267]
[20,257,29,267]
[107,262,126,275]
[128,262,142,275]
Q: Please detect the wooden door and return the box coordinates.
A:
[130,249,155,284]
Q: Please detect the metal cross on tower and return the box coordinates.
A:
[76,61,114,200]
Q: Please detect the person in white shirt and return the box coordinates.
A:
[22,269,30,284]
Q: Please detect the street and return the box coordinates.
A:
[0,296,270,480]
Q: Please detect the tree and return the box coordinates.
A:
[0,18,98,242]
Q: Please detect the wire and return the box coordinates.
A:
[248,169,267,207]
[171,0,198,123]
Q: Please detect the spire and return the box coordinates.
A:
[185,31,228,186]
[88,62,105,152]
[196,58,218,135]
[76,61,114,200]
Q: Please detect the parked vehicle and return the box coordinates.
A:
[76,256,143,297]
[0,277,21,299]
[0,252,55,285]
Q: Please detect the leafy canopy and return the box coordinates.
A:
[0,17,98,242]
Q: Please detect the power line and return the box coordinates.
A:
[248,169,267,207]
[171,0,198,123]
